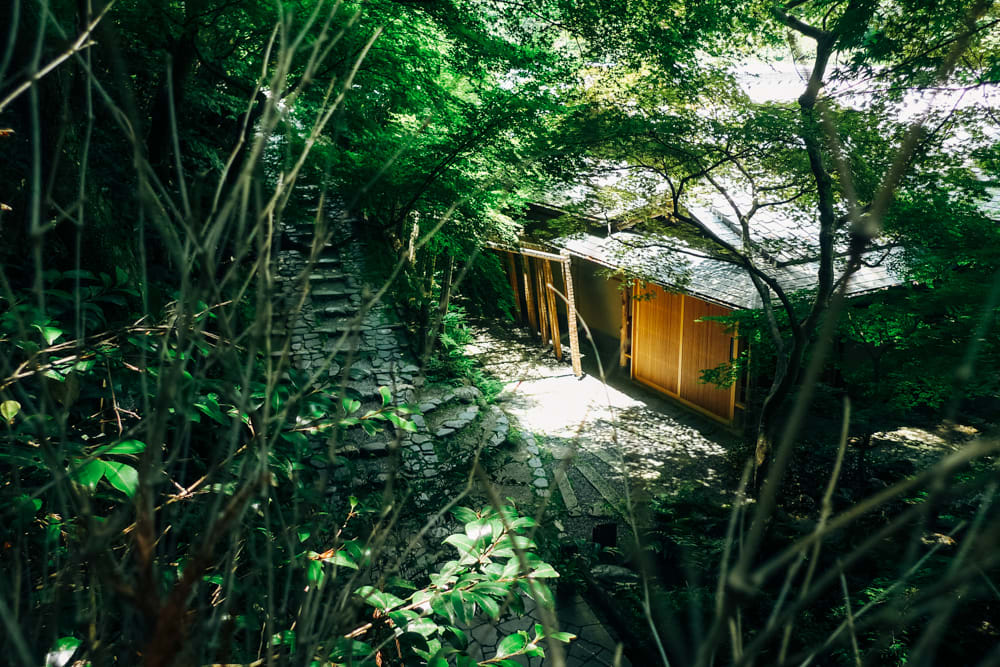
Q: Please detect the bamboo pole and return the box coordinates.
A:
[522,254,537,331]
[560,250,582,377]
[534,258,550,342]
[543,259,562,360]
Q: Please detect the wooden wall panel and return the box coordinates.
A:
[632,284,683,395]
[678,295,734,421]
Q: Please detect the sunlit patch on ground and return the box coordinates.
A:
[467,320,738,504]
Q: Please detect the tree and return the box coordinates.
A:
[539,0,1000,469]
[0,2,582,665]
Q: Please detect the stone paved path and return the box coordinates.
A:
[466,593,629,667]
[465,319,739,534]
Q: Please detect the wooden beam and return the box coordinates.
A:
[484,241,564,262]
[543,259,562,360]
[522,254,537,332]
[560,251,582,377]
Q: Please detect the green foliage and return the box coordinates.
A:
[426,305,504,402]
[338,505,572,666]
[458,252,516,321]
[2,276,532,665]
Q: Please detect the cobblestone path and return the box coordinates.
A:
[465,319,739,534]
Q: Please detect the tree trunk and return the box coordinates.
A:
[424,254,455,359]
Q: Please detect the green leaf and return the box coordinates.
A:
[495,631,529,658]
[386,576,417,590]
[549,631,576,643]
[328,638,374,661]
[388,609,420,628]
[342,397,361,415]
[271,629,296,649]
[103,462,139,497]
[472,582,509,599]
[443,626,469,650]
[1,399,21,422]
[355,586,405,611]
[102,439,146,455]
[297,528,311,543]
[33,324,63,345]
[45,636,81,667]
[450,590,473,625]
[530,562,560,579]
[328,550,358,570]
[452,506,479,523]
[443,534,478,563]
[405,617,439,638]
[307,560,325,584]
[427,653,448,667]
[73,359,96,372]
[525,644,545,657]
[464,519,491,540]
[521,580,554,606]
[379,386,392,407]
[397,631,431,655]
[468,591,500,619]
[71,459,105,490]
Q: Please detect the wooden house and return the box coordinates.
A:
[493,196,905,427]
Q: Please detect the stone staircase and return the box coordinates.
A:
[270,186,530,496]
[267,187,630,666]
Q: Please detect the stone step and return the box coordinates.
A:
[573,461,624,516]
[311,283,354,299]
[316,320,362,335]
[428,403,481,438]
[316,301,357,316]
[308,271,349,282]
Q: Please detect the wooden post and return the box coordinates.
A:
[522,254,537,331]
[505,251,522,322]
[619,286,629,368]
[534,258,550,342]
[560,250,582,377]
[543,259,562,360]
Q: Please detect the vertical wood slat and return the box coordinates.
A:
[632,284,683,395]
[676,293,685,393]
[619,287,629,367]
[560,250,582,377]
[534,258,550,342]
[505,251,522,322]
[522,255,537,332]
[677,295,735,421]
[630,282,639,381]
[543,259,562,360]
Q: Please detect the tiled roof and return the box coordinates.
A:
[556,233,906,310]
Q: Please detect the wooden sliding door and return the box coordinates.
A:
[631,284,736,423]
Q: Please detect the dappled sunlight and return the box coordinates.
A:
[468,320,736,500]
